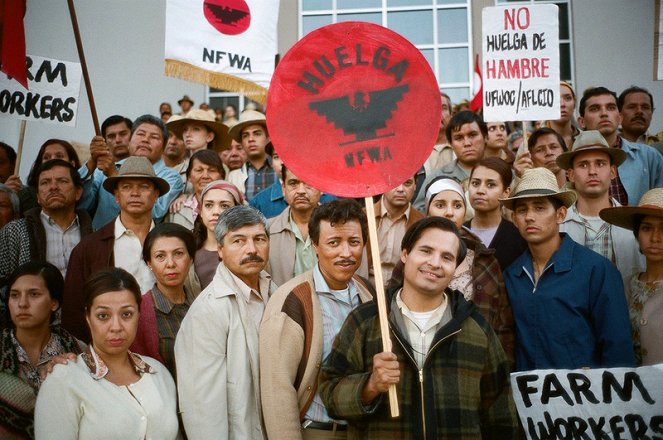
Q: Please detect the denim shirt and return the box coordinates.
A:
[618,137,663,205]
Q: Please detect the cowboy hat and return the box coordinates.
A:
[556,130,626,170]
[166,109,231,151]
[228,110,267,143]
[599,188,663,230]
[103,156,170,196]
[499,167,576,210]
[177,95,194,106]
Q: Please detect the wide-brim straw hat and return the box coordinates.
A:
[228,110,267,142]
[499,167,576,210]
[556,130,626,170]
[103,156,170,196]
[599,188,663,230]
[167,109,231,151]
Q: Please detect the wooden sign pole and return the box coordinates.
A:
[364,197,399,418]
[14,120,27,175]
[66,0,101,136]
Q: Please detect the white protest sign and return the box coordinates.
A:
[482,5,560,122]
[0,55,82,127]
[512,366,663,440]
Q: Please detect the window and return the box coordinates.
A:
[300,0,473,104]
[495,0,574,84]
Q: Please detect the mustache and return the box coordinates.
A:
[240,255,265,264]
[335,259,357,266]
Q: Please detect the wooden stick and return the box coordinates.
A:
[14,120,27,175]
[66,0,100,135]
[522,121,529,151]
[364,197,399,418]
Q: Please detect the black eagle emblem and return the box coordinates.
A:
[309,84,409,144]
[205,3,249,25]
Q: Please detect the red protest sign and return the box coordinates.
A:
[267,22,441,197]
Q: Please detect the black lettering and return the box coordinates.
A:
[567,373,599,404]
[39,95,53,120]
[24,92,41,118]
[50,97,64,121]
[243,57,251,72]
[10,92,25,115]
[62,97,75,122]
[202,47,214,63]
[313,55,336,79]
[0,90,10,112]
[355,43,368,65]
[526,413,553,440]
[567,417,591,440]
[588,417,611,440]
[344,152,354,168]
[373,46,389,70]
[533,32,546,50]
[335,46,351,68]
[651,415,663,437]
[602,371,655,404]
[552,415,570,439]
[383,146,392,160]
[516,374,539,408]
[386,60,409,83]
[26,56,34,81]
[356,150,365,166]
[609,415,626,440]
[367,147,381,162]
[215,51,226,63]
[35,60,68,86]
[542,374,573,406]
[623,414,650,440]
[228,53,246,69]
[297,71,323,94]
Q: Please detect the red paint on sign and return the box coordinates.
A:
[203,0,251,35]
[267,22,441,197]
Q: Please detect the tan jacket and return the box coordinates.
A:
[259,270,374,440]
[175,263,276,440]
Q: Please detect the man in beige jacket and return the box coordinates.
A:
[175,205,276,439]
[266,164,322,286]
[260,199,375,439]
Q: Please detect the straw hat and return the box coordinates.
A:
[200,180,244,206]
[556,130,626,170]
[228,110,267,142]
[599,188,663,230]
[103,156,170,195]
[167,109,231,150]
[499,167,576,210]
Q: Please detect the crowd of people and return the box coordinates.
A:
[0,83,662,439]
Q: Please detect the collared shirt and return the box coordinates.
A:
[244,157,276,201]
[151,284,196,375]
[83,344,154,380]
[566,204,614,263]
[113,217,155,294]
[227,270,270,329]
[376,199,409,286]
[423,142,455,175]
[40,210,81,276]
[12,330,68,392]
[305,264,360,424]
[289,212,316,278]
[609,137,630,205]
[395,289,450,368]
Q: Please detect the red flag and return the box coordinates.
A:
[469,53,482,113]
[0,0,28,89]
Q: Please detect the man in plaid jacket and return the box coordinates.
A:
[319,217,518,439]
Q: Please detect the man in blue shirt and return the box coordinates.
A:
[500,167,635,371]
[78,114,184,229]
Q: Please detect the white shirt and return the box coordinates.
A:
[113,217,155,294]
[34,351,179,440]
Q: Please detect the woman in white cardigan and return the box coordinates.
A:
[34,268,180,440]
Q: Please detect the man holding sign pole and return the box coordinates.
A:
[319,217,518,439]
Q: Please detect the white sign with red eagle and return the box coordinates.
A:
[164,0,279,100]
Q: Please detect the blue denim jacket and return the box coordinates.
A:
[619,137,663,205]
[504,233,635,371]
